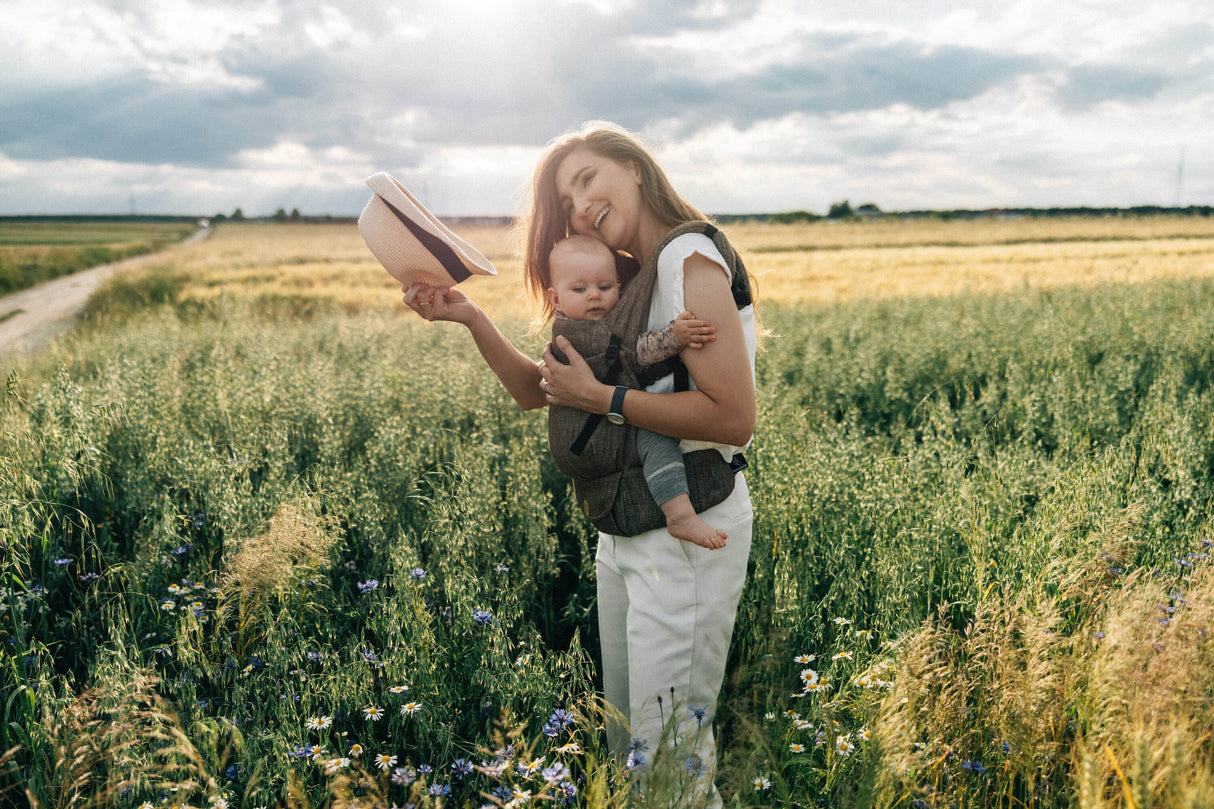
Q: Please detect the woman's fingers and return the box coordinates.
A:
[402,283,452,321]
[540,336,601,408]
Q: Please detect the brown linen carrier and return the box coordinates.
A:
[547,221,753,536]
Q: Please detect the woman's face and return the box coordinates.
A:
[554,146,644,252]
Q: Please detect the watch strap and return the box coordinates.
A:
[609,385,628,423]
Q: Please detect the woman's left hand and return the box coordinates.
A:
[539,336,610,412]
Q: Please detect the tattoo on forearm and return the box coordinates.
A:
[636,321,681,365]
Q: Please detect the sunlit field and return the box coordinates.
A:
[158,216,1214,318]
[4,216,1214,808]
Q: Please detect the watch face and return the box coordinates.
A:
[607,413,626,425]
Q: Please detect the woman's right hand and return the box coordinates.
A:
[402,282,476,325]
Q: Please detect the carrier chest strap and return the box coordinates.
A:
[570,334,623,456]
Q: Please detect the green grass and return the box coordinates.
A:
[1,268,1213,807]
[0,221,195,296]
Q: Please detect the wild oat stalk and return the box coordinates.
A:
[19,664,186,809]
[1077,537,1214,807]
[216,498,337,652]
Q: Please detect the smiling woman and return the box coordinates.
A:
[400,120,758,809]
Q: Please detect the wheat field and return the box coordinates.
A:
[156,217,1214,318]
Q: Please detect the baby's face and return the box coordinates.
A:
[548,253,620,320]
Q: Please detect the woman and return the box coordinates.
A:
[403,121,755,807]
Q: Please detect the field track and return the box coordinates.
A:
[0,226,210,360]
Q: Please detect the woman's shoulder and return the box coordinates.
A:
[657,230,729,278]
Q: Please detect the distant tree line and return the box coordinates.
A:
[715,202,1214,225]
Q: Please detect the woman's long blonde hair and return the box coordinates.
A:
[520,121,707,323]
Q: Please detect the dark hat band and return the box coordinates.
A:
[379,194,473,284]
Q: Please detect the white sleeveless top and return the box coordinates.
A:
[643,231,757,460]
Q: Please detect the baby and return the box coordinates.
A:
[547,235,727,549]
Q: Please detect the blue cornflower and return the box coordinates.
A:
[626,751,647,771]
[428,784,451,797]
[961,759,989,774]
[224,763,240,780]
[452,758,473,778]
[685,755,705,776]
[629,737,648,752]
[418,764,433,774]
[549,708,574,729]
[491,786,513,801]
[410,568,427,580]
[307,651,323,663]
[78,572,99,583]
[495,564,509,573]
[290,745,310,759]
[53,557,72,566]
[471,608,494,625]
[362,649,378,663]
[194,513,206,527]
[688,705,710,725]
[358,579,379,594]
[556,780,578,806]
[170,544,192,556]
[542,762,570,783]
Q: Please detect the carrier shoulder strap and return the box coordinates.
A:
[633,221,753,390]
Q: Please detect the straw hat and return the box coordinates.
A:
[358,172,497,287]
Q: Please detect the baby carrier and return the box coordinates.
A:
[548,221,753,536]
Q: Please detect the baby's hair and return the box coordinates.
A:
[548,235,616,280]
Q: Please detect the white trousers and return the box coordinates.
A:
[596,474,752,808]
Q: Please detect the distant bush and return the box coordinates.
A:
[769,210,824,224]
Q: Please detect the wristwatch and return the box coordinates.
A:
[607,385,628,425]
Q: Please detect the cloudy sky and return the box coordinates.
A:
[2,0,1211,217]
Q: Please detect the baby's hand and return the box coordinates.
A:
[673,310,716,350]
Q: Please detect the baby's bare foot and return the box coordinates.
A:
[667,512,727,550]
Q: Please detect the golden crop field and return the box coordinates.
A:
[159,216,1214,319]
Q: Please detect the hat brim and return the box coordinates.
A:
[358,172,498,288]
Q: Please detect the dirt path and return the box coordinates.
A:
[0,227,211,362]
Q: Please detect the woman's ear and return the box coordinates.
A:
[631,160,642,185]
[547,287,560,311]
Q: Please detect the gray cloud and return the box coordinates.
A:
[0,77,282,164]
[1056,63,1170,109]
